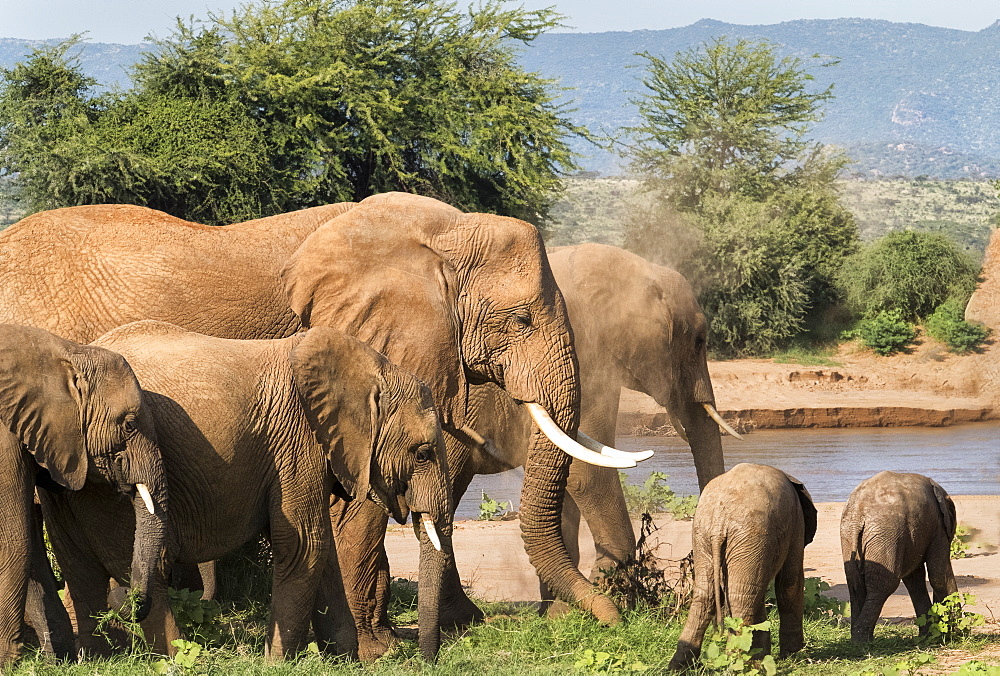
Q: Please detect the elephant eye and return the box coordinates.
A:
[122,416,138,436]
[510,311,532,332]
[415,445,432,463]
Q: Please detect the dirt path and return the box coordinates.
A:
[386,495,1000,624]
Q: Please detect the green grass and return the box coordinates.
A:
[11,601,997,675]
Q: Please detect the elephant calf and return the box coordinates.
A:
[669,463,817,671]
[840,471,959,642]
[42,321,452,660]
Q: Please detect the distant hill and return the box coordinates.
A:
[3,17,1000,177]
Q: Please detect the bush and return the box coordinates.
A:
[837,231,980,320]
[847,310,917,355]
[477,492,510,521]
[926,299,991,353]
[915,592,984,643]
[618,471,697,519]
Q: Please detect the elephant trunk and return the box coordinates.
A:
[116,433,168,623]
[415,515,447,661]
[516,369,620,625]
[679,401,725,491]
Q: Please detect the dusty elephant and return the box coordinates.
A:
[669,463,817,671]
[42,321,453,660]
[0,193,638,659]
[0,325,167,666]
[840,471,959,643]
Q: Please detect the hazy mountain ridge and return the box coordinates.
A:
[3,17,1000,177]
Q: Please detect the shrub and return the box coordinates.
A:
[837,231,980,320]
[477,492,511,521]
[701,617,776,675]
[847,310,916,355]
[168,587,223,644]
[951,523,973,559]
[618,471,697,519]
[926,299,991,353]
[915,592,985,643]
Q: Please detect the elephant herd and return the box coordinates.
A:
[0,190,964,668]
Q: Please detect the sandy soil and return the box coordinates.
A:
[386,495,1000,628]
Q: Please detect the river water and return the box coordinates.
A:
[459,422,1000,521]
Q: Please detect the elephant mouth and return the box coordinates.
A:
[369,487,409,525]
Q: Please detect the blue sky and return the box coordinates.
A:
[2,0,998,44]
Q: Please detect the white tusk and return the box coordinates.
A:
[136,483,155,515]
[523,403,638,469]
[577,431,654,462]
[421,515,442,552]
[703,403,744,440]
[667,413,690,444]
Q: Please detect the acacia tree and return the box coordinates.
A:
[0,0,581,225]
[624,37,859,356]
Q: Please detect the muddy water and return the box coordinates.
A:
[459,422,1000,521]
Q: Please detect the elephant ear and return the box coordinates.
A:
[783,471,818,546]
[930,480,957,540]
[289,326,388,501]
[282,193,467,429]
[0,325,89,490]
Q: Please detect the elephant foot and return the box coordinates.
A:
[439,595,485,628]
[356,626,401,663]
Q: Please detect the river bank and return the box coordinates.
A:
[619,339,998,432]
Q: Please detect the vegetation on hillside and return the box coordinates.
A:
[0,0,581,225]
[620,37,859,357]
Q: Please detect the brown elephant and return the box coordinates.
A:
[0,192,638,658]
[42,321,452,660]
[354,243,733,632]
[669,463,817,671]
[0,325,167,666]
[840,472,959,643]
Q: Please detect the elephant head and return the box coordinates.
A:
[0,325,167,621]
[283,192,634,622]
[549,243,730,490]
[290,326,450,658]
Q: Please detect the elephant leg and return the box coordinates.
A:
[198,562,217,601]
[313,540,357,659]
[170,561,216,601]
[774,547,805,658]
[851,562,898,643]
[668,560,714,671]
[729,584,771,658]
[539,493,581,618]
[843,556,867,641]
[901,563,931,635]
[436,436,483,628]
[265,500,330,660]
[925,535,958,603]
[24,502,74,660]
[332,498,399,662]
[0,437,33,666]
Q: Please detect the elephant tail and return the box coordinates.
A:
[712,535,726,626]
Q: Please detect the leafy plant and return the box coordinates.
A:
[168,587,223,644]
[951,523,974,559]
[926,299,991,353]
[852,652,935,676]
[701,617,776,675]
[574,648,648,673]
[803,577,849,619]
[152,638,203,673]
[845,310,916,355]
[388,577,419,626]
[915,592,985,643]
[618,471,697,519]
[956,661,1000,675]
[477,491,511,521]
[91,587,149,652]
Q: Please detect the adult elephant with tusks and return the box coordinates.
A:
[435,243,734,625]
[0,325,167,666]
[0,191,647,659]
[282,193,649,658]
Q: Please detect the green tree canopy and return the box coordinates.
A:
[0,0,582,225]
[836,230,981,320]
[623,37,859,356]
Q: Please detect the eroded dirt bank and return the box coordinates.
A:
[620,340,998,432]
